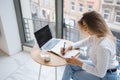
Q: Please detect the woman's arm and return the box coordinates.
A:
[82,46,110,78]
[61,36,93,55]
[72,36,93,49]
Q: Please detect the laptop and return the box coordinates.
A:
[34,25,65,55]
[34,25,80,58]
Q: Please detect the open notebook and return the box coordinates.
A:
[49,50,80,58]
[49,41,80,58]
[63,50,80,58]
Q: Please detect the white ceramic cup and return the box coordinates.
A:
[44,54,51,62]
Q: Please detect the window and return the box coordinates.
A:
[88,5,93,11]
[71,2,75,11]
[42,9,46,18]
[45,0,50,7]
[63,0,100,41]
[104,0,113,3]
[115,11,120,23]
[79,3,83,12]
[117,0,120,4]
[103,9,110,21]
[69,19,76,27]
[19,0,56,46]
[40,0,50,6]
[40,0,45,5]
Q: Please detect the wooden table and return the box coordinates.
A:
[31,39,73,80]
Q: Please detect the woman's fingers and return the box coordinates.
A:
[65,57,77,63]
[60,47,65,55]
[71,56,75,58]
[65,58,71,62]
[65,57,82,66]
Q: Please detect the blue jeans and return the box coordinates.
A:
[62,64,118,80]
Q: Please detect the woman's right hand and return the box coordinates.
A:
[60,46,72,55]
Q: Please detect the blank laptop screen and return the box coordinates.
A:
[34,25,52,48]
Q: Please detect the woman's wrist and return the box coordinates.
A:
[66,45,72,50]
[71,45,80,50]
[79,61,83,67]
[69,46,73,50]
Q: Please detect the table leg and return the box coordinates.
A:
[38,65,42,80]
[55,67,57,80]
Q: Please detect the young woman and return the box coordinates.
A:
[61,11,119,80]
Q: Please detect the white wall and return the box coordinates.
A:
[0,0,22,55]
[0,17,9,54]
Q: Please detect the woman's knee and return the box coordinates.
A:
[65,64,77,70]
[72,71,83,80]
[65,64,72,70]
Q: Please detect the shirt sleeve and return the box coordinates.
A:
[72,36,93,49]
[82,46,110,78]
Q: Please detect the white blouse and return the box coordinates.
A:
[72,35,119,78]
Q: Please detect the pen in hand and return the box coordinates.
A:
[62,42,66,55]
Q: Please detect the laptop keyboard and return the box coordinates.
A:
[44,39,60,50]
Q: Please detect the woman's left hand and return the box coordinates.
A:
[65,56,83,67]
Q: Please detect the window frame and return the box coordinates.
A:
[103,8,111,21]
[79,3,83,13]
[42,9,47,18]
[114,10,120,24]
[70,1,75,11]
[104,0,113,3]
[87,4,93,11]
[116,0,120,4]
